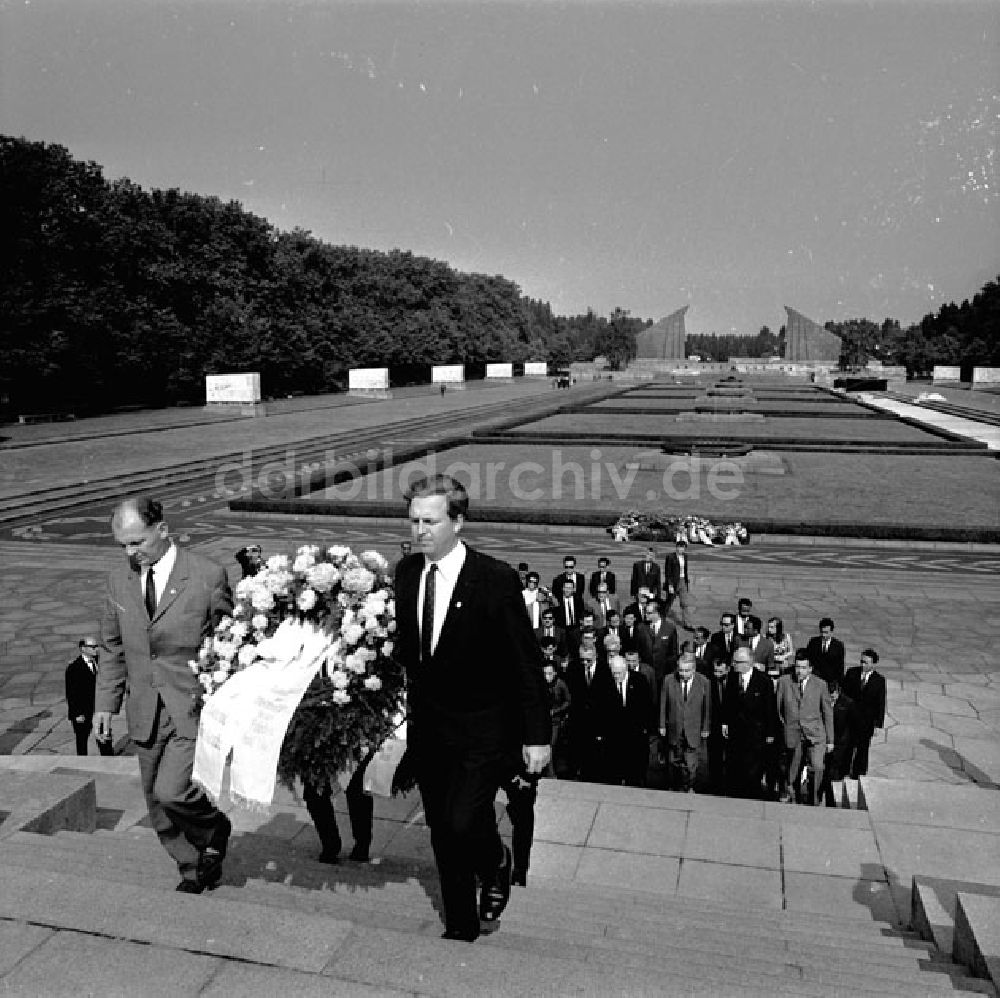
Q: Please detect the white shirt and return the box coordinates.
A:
[419,542,466,657]
[523,589,541,628]
[142,543,177,607]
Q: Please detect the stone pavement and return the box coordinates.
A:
[861,392,1000,450]
[2,531,998,788]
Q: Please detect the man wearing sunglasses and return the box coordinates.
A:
[65,636,114,756]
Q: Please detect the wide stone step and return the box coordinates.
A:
[229,877,993,998]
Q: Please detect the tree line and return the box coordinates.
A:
[2,136,996,414]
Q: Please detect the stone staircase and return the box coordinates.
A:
[0,760,996,997]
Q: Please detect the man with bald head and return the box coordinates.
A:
[95,497,233,893]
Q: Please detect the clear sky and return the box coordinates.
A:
[2,0,997,334]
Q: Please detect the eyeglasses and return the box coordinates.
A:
[82,643,99,648]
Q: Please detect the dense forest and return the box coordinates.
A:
[2,136,997,414]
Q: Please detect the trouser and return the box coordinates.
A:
[302,766,373,856]
[849,733,874,778]
[786,739,826,806]
[667,735,699,792]
[419,747,507,936]
[504,773,538,875]
[665,582,692,624]
[706,733,726,795]
[133,698,229,880]
[72,719,114,757]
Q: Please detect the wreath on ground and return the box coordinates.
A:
[609,512,749,545]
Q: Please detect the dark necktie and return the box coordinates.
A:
[421,564,437,665]
[144,569,157,619]
[683,679,689,702]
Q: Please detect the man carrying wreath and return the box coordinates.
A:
[394,475,551,942]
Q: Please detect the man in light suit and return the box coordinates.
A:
[95,498,233,893]
[591,580,620,630]
[776,650,835,805]
[663,539,695,630]
[643,600,678,700]
[394,475,550,943]
[659,651,711,792]
[842,648,886,778]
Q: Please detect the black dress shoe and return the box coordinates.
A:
[197,813,233,888]
[479,844,512,922]
[176,878,204,894]
[441,927,479,942]
[511,868,527,888]
[317,848,341,864]
[348,844,370,862]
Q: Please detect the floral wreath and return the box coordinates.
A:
[609,511,749,546]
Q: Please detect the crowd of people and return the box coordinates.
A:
[520,545,887,807]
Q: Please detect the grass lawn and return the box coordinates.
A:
[304,442,1000,527]
[504,413,943,443]
[588,398,871,413]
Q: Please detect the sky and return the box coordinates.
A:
[1,0,997,335]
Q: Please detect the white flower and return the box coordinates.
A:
[332,689,351,705]
[237,644,259,667]
[345,651,367,674]
[297,588,318,612]
[360,550,388,574]
[263,570,293,595]
[199,674,213,690]
[342,566,375,595]
[232,602,245,617]
[364,675,382,691]
[213,638,237,661]
[363,595,386,618]
[306,562,340,593]
[327,545,351,563]
[212,667,229,684]
[188,659,200,674]
[342,622,365,645]
[251,614,269,630]
[251,588,275,612]
[235,577,257,599]
[253,630,267,643]
[217,616,233,631]
[381,640,394,656]
[292,551,316,574]
[329,669,350,689]
[266,554,290,572]
[229,621,249,640]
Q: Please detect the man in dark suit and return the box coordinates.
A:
[565,645,613,783]
[708,613,738,669]
[65,636,114,756]
[659,652,711,792]
[553,578,587,634]
[805,617,846,687]
[734,598,754,640]
[706,657,730,794]
[534,607,566,657]
[643,600,679,701]
[394,475,550,943]
[663,539,695,629]
[551,555,586,606]
[721,647,779,799]
[775,650,835,805]
[842,648,886,778]
[588,556,616,600]
[95,498,233,893]
[629,546,661,600]
[603,654,656,787]
[591,581,620,630]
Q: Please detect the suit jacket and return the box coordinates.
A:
[842,666,886,734]
[708,629,737,669]
[646,619,678,678]
[65,655,98,721]
[588,569,617,599]
[522,590,551,631]
[663,553,691,593]
[97,546,233,742]
[396,547,550,759]
[534,622,567,656]
[776,674,835,749]
[551,571,587,601]
[591,594,621,630]
[554,592,588,632]
[621,621,653,665]
[629,559,661,598]
[749,635,776,673]
[660,671,711,747]
[721,668,778,749]
[601,671,656,745]
[805,635,846,687]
